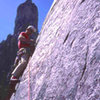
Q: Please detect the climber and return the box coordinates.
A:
[4,25,36,100]
[10,25,36,83]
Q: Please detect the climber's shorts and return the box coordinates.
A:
[17,47,31,56]
[13,48,31,68]
[12,52,30,78]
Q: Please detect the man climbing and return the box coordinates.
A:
[11,25,36,82]
[4,25,36,100]
[5,25,36,100]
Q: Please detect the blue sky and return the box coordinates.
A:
[0,0,53,42]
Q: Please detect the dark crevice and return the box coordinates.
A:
[63,31,70,44]
[70,38,75,47]
[80,46,89,80]
[80,0,85,4]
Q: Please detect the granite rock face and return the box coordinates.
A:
[11,0,100,100]
[0,0,38,100]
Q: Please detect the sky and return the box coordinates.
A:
[0,0,54,42]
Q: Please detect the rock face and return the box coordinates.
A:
[0,0,38,100]
[11,0,100,100]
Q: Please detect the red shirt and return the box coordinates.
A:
[18,32,30,49]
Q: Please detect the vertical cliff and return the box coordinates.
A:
[11,0,100,100]
[0,0,38,100]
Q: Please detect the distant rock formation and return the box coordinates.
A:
[0,0,38,100]
[11,0,100,100]
[14,0,38,35]
[0,35,17,100]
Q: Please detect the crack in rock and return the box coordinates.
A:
[80,46,89,80]
[63,31,70,44]
[80,0,86,4]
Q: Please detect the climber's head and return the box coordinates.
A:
[26,25,36,35]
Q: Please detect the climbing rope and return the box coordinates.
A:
[28,60,31,100]
[27,44,53,100]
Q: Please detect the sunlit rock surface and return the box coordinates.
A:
[11,0,100,100]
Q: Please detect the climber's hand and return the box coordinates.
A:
[30,39,34,42]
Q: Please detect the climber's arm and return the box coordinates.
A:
[18,34,31,44]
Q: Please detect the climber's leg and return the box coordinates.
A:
[11,53,30,79]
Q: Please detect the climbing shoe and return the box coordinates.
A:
[10,76,20,83]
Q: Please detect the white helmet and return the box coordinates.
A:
[27,25,36,32]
